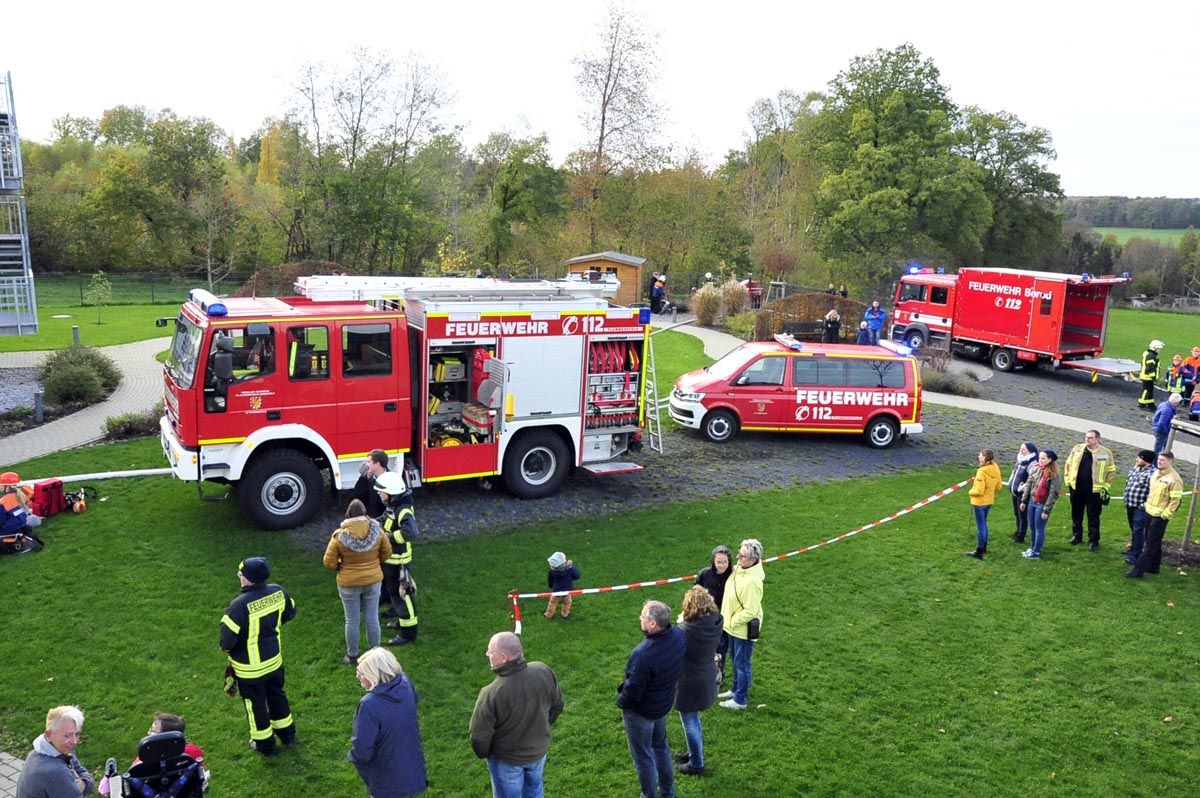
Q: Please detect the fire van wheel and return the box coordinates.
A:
[864,417,898,449]
[238,449,324,530]
[701,409,739,443]
[503,431,569,499]
[990,347,1016,372]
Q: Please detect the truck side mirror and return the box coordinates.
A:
[213,351,234,382]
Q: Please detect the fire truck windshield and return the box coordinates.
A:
[166,315,204,389]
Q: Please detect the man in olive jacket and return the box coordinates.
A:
[470,632,563,798]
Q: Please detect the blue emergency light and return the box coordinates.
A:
[638,307,651,324]
[189,289,228,316]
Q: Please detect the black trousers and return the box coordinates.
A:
[1139,379,1156,407]
[236,665,294,748]
[1132,515,1169,575]
[1069,489,1103,543]
[1011,488,1029,538]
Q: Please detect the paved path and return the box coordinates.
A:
[0,338,169,468]
[0,753,20,798]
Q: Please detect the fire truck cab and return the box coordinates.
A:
[160,277,651,529]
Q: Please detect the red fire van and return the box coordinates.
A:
[668,336,923,448]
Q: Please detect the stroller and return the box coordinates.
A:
[117,732,206,798]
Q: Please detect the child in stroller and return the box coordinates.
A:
[104,713,208,797]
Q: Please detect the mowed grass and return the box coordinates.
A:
[1104,307,1199,362]
[1093,227,1190,247]
[0,306,172,352]
[2,438,1199,797]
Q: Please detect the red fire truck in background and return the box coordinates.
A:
[890,267,1131,372]
[159,276,650,529]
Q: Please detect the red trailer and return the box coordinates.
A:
[891,267,1131,373]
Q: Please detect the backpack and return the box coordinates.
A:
[63,486,97,513]
[31,479,68,518]
[0,529,43,555]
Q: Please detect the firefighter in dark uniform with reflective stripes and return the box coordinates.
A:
[220,557,297,754]
[1138,340,1163,409]
[375,472,419,645]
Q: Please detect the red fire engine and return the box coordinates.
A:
[159,276,651,529]
[890,267,1131,373]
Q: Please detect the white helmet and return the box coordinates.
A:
[374,471,407,495]
[1149,340,1165,351]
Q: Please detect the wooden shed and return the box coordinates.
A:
[566,251,647,308]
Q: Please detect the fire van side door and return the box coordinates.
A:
[724,353,791,431]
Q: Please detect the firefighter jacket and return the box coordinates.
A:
[1139,349,1159,381]
[1166,363,1185,393]
[1064,444,1117,493]
[381,493,418,566]
[1144,466,1184,520]
[220,581,296,679]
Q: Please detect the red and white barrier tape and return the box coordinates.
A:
[508,479,972,634]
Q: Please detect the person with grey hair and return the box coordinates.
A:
[16,705,93,798]
[617,600,686,798]
[470,632,564,798]
[350,648,427,797]
[719,538,765,710]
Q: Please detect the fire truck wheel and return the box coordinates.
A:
[903,329,926,349]
[701,409,739,443]
[990,347,1016,372]
[238,449,324,530]
[503,431,569,499]
[864,417,898,449]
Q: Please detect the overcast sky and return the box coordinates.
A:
[4,1,1197,198]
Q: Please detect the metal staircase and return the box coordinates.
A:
[0,70,38,335]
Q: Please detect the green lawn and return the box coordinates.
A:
[1104,307,1198,362]
[0,306,172,352]
[1093,227,1189,246]
[2,438,1198,797]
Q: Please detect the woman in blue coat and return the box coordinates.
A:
[350,647,428,798]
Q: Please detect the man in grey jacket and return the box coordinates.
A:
[470,632,564,798]
[16,706,93,798]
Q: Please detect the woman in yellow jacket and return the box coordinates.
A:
[966,449,1003,559]
[324,498,392,665]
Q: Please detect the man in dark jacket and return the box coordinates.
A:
[352,449,391,518]
[617,600,686,798]
[470,632,564,798]
[219,557,297,754]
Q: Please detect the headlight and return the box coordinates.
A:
[673,388,705,402]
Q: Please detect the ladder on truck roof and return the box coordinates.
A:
[294,275,614,304]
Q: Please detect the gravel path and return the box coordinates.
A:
[0,367,41,413]
[286,356,1167,553]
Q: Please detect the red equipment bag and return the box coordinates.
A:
[31,479,68,518]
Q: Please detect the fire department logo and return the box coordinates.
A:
[250,396,262,410]
[561,316,580,335]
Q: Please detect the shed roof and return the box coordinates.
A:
[567,251,647,267]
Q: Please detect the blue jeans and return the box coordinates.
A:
[729,635,755,706]
[973,505,991,550]
[1026,502,1049,556]
[869,328,881,345]
[1126,505,1148,561]
[677,711,704,768]
[1154,432,1169,456]
[622,710,673,798]
[486,754,546,798]
[337,581,382,656]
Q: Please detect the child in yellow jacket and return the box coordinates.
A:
[966,449,1003,559]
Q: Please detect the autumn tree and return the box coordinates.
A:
[806,44,991,284]
[957,107,1063,266]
